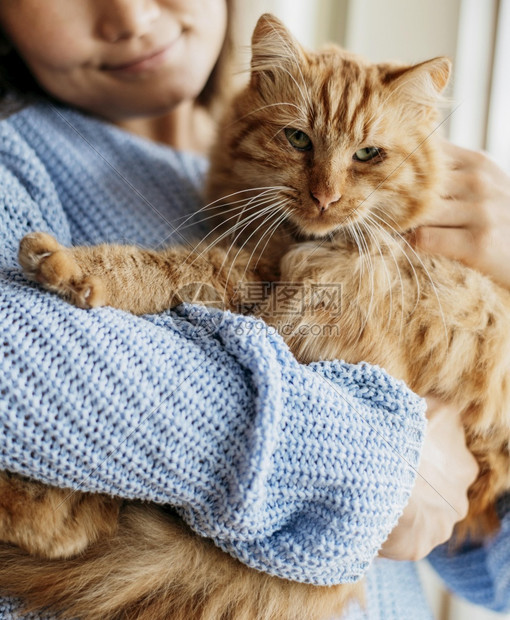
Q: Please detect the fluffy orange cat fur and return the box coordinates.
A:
[2,12,510,620]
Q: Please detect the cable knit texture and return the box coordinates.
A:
[0,104,507,619]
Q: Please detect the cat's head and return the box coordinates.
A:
[209,14,450,241]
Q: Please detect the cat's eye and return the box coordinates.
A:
[285,128,312,151]
[353,147,382,162]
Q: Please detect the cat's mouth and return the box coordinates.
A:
[290,206,352,238]
[281,190,372,238]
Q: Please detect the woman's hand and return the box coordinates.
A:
[413,141,510,289]
[380,397,479,561]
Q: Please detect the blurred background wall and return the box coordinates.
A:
[232,2,510,619]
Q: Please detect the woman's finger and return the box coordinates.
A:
[419,198,474,227]
[413,226,475,264]
[440,139,490,172]
[440,169,483,202]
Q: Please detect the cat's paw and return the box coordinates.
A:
[18,232,105,309]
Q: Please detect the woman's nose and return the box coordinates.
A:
[97,0,161,43]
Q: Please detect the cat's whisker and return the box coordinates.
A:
[353,221,376,343]
[341,217,371,346]
[168,186,289,234]
[379,236,406,343]
[347,217,365,269]
[344,216,366,300]
[274,66,310,120]
[370,210,423,312]
[367,212,422,314]
[350,219,371,291]
[227,192,288,247]
[359,219,396,337]
[171,195,257,224]
[265,22,314,113]
[176,207,250,233]
[241,206,291,284]
[359,221,390,316]
[179,190,288,259]
[218,205,281,274]
[222,200,286,252]
[206,201,287,279]
[252,60,310,122]
[184,202,284,270]
[231,210,289,304]
[351,221,369,319]
[371,211,449,345]
[253,208,291,272]
[176,192,286,233]
[353,227,367,304]
[226,102,305,128]
[364,214,406,343]
[156,188,287,251]
[221,200,290,294]
[376,214,425,317]
[173,205,275,267]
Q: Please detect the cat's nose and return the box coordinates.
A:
[310,191,341,213]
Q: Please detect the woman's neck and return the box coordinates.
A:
[115,101,215,155]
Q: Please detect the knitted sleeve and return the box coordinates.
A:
[0,120,426,587]
[427,495,510,612]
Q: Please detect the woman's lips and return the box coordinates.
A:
[102,41,177,76]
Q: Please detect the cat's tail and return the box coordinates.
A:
[0,503,359,620]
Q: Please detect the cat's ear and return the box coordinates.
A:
[382,57,451,107]
[250,13,305,93]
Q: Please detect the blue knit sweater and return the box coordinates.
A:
[0,104,508,619]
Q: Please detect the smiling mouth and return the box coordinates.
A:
[101,41,177,75]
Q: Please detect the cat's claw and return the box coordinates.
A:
[18,232,62,277]
[18,232,105,309]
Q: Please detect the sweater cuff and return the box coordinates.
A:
[218,356,426,585]
[310,359,426,478]
[266,360,426,584]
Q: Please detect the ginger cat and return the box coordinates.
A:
[2,13,510,620]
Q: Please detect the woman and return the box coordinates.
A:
[0,1,505,617]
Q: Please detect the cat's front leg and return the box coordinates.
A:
[18,232,247,315]
[19,231,193,314]
[19,232,107,309]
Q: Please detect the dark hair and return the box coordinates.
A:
[0,32,46,116]
[196,0,235,116]
[0,0,235,118]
